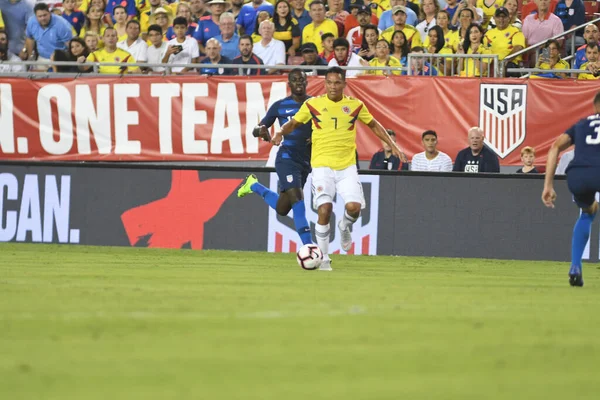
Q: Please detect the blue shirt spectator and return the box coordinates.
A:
[291,8,312,32]
[0,0,33,56]
[166,23,198,41]
[555,0,585,36]
[378,2,417,31]
[200,55,235,74]
[26,9,73,59]
[194,15,222,45]
[62,10,86,36]
[236,1,274,35]
[215,33,240,59]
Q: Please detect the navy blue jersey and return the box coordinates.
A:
[261,96,312,163]
[566,114,600,169]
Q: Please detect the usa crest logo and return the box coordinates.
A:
[479,84,527,158]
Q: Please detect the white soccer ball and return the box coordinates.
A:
[296,244,323,270]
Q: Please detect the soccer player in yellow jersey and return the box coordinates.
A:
[81,27,139,74]
[272,67,406,271]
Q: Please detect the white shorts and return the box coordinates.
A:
[311,165,366,209]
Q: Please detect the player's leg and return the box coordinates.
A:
[237,173,279,210]
[277,162,312,245]
[335,165,365,252]
[312,167,335,270]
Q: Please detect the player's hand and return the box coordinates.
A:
[252,125,271,142]
[393,146,408,162]
[542,187,557,208]
[272,132,283,146]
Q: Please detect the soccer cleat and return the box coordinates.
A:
[237,174,258,198]
[569,265,584,287]
[338,221,352,252]
[319,259,332,271]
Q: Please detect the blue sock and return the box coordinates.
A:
[292,200,312,245]
[571,211,596,269]
[251,182,278,210]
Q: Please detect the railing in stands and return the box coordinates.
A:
[405,53,501,77]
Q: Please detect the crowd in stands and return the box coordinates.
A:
[0,0,598,77]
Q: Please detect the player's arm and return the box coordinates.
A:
[366,118,408,162]
[272,118,304,145]
[542,133,573,208]
[253,103,279,142]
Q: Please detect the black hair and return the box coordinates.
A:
[326,66,346,80]
[148,24,163,35]
[309,0,325,9]
[411,46,425,53]
[239,34,253,44]
[112,5,126,15]
[333,37,350,50]
[126,19,141,29]
[173,16,188,27]
[390,30,409,59]
[428,25,445,54]
[459,7,474,19]
[422,130,437,139]
[34,3,50,13]
[274,0,294,31]
[361,24,379,50]
[462,23,484,52]
[321,32,334,42]
[288,68,307,82]
[387,129,396,137]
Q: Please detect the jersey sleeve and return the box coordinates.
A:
[260,100,279,128]
[293,99,313,124]
[565,123,577,143]
[513,31,526,48]
[357,100,374,125]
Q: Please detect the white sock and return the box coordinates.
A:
[339,211,358,230]
[315,223,330,260]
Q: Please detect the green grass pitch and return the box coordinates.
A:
[2,243,600,400]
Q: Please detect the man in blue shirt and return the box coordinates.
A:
[236,0,274,35]
[214,12,240,60]
[573,23,599,69]
[542,91,600,287]
[0,0,33,57]
[378,0,417,30]
[194,0,230,53]
[237,69,314,247]
[200,38,235,75]
[291,0,312,32]
[24,3,73,70]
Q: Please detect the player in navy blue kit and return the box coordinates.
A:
[542,91,600,287]
[237,69,313,245]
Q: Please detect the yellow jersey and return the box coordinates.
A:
[459,46,493,77]
[445,29,465,52]
[294,94,374,170]
[302,19,339,53]
[578,62,600,80]
[369,56,402,75]
[483,26,525,61]
[0,10,5,30]
[423,30,454,49]
[381,25,422,49]
[87,47,137,74]
[529,59,569,79]
[477,0,505,29]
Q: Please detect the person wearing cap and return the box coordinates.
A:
[476,0,503,29]
[236,0,275,36]
[380,5,422,49]
[328,36,369,77]
[299,42,328,75]
[487,0,521,30]
[302,0,339,53]
[522,0,564,47]
[140,0,173,36]
[346,4,378,52]
[483,7,525,65]
[378,0,417,31]
[290,0,312,32]
[194,0,233,53]
[149,7,172,42]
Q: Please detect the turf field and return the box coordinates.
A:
[1,243,600,400]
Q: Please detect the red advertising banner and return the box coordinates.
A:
[0,76,598,165]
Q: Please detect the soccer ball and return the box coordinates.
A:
[296,244,323,270]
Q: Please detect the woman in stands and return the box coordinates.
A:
[356,24,378,61]
[369,39,402,75]
[457,23,492,77]
[390,30,409,66]
[416,0,440,41]
[252,10,271,43]
[531,39,569,79]
[113,6,128,42]
[51,37,91,73]
[426,25,454,74]
[451,0,483,28]
[272,0,301,57]
[165,3,197,40]
[79,5,107,48]
[488,0,522,30]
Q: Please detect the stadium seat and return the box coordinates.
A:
[584,1,598,21]
[521,0,558,17]
[287,56,304,66]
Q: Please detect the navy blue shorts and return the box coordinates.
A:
[275,150,310,192]
[567,167,600,208]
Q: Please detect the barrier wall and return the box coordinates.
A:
[0,77,599,165]
[0,163,592,262]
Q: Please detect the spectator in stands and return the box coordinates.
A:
[117,20,147,65]
[291,0,311,32]
[253,19,285,73]
[578,41,600,79]
[299,41,328,75]
[190,0,211,23]
[0,29,26,73]
[452,0,483,28]
[430,10,453,50]
[390,29,409,65]
[483,7,525,68]
[140,0,172,36]
[229,0,245,21]
[355,24,378,60]
[62,0,85,35]
[104,0,135,24]
[199,38,234,74]
[165,3,198,41]
[556,149,574,174]
[425,25,453,73]
[531,39,569,79]
[516,146,539,173]
[477,0,500,28]
[379,0,418,31]
[381,6,422,48]
[328,36,369,76]
[368,38,402,74]
[251,10,271,43]
[326,0,349,33]
[112,6,128,42]
[0,0,32,57]
[52,37,90,72]
[231,34,265,75]
[346,0,380,33]
[303,0,339,53]
[346,5,373,52]
[146,24,167,72]
[81,27,138,73]
[488,0,522,30]
[408,46,440,75]
[448,7,473,52]
[574,23,599,69]
[369,130,407,170]
[411,130,453,172]
[24,3,73,70]
[80,6,106,45]
[453,127,500,173]
[164,17,200,73]
[196,0,232,53]
[320,32,335,61]
[237,0,274,36]
[84,32,99,52]
[522,0,564,47]
[555,0,585,52]
[416,0,440,41]
[457,23,492,77]
[443,0,459,25]
[272,0,301,57]
[216,13,240,60]
[150,8,172,43]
